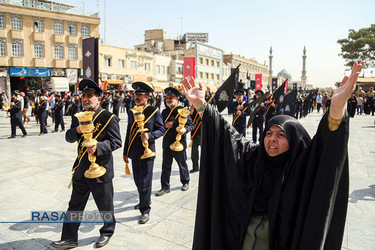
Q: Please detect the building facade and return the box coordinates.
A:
[0,0,99,96]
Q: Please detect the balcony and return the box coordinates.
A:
[10,57,25,66]
[67,60,80,69]
[0,29,7,37]
[33,32,45,41]
[54,59,66,68]
[67,36,79,44]
[53,34,65,43]
[10,30,24,40]
[33,58,46,68]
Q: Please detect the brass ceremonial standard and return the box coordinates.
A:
[75,111,107,178]
[170,108,190,151]
[131,106,157,159]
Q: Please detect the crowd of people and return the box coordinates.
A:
[0,62,371,249]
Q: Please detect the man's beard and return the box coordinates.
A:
[167,100,177,108]
[83,102,97,111]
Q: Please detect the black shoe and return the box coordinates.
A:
[50,240,78,249]
[51,130,58,133]
[60,129,65,132]
[21,134,27,138]
[181,183,189,191]
[155,188,170,196]
[7,136,16,139]
[134,201,152,210]
[190,169,199,173]
[95,235,111,248]
[139,214,149,224]
[39,133,44,136]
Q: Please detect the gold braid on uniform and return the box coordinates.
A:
[328,115,342,132]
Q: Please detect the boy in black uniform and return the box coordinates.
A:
[111,91,121,118]
[37,93,48,135]
[252,90,266,143]
[100,91,111,111]
[123,82,165,224]
[156,87,194,196]
[53,93,65,132]
[8,92,27,138]
[51,79,122,249]
[228,89,249,137]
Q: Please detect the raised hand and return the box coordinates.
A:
[181,77,206,110]
[330,61,364,119]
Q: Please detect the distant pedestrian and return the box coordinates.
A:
[8,92,27,139]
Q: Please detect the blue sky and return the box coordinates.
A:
[64,0,375,88]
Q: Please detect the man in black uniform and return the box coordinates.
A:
[123,82,165,224]
[51,79,122,249]
[52,93,65,132]
[124,91,134,114]
[156,87,194,196]
[37,92,48,135]
[70,94,81,120]
[189,104,201,173]
[8,92,27,139]
[111,91,121,118]
[252,90,266,143]
[100,91,110,111]
[228,89,249,137]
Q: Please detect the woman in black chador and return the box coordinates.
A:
[181,61,364,250]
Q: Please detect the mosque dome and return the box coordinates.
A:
[277,69,292,80]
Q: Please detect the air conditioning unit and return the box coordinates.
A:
[111,74,116,80]
[128,75,134,81]
[101,75,107,81]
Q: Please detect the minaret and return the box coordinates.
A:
[301,46,307,85]
[269,46,273,77]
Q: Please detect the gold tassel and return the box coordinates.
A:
[125,162,131,175]
[250,124,252,128]
[188,141,193,148]
[67,173,73,189]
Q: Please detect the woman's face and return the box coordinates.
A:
[264,125,290,157]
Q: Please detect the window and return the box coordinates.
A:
[217,61,220,67]
[205,73,209,79]
[145,63,150,71]
[0,15,5,29]
[161,66,165,74]
[131,61,137,69]
[54,45,64,59]
[68,46,77,60]
[199,57,203,64]
[104,56,112,67]
[156,65,160,74]
[211,60,214,66]
[211,73,214,79]
[11,16,22,30]
[54,21,63,34]
[12,41,23,57]
[81,24,89,37]
[118,59,124,68]
[0,40,6,56]
[68,23,76,36]
[33,19,44,32]
[205,59,209,65]
[216,74,220,80]
[34,43,44,58]
[199,72,203,78]
[167,66,170,74]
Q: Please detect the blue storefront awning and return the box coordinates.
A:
[10,67,51,77]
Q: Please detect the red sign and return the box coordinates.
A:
[183,57,196,81]
[255,74,262,90]
[284,79,289,93]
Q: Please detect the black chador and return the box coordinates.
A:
[193,105,349,250]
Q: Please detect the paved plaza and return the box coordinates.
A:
[0,108,374,249]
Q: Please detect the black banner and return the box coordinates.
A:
[214,65,240,113]
[82,37,99,85]
[272,78,278,92]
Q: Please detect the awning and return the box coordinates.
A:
[104,80,124,91]
[51,77,69,92]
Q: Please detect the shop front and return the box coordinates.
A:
[9,67,51,94]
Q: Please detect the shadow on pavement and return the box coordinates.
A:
[349,185,375,203]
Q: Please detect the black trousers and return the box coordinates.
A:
[191,136,200,170]
[39,114,48,133]
[11,117,27,136]
[113,108,119,117]
[161,148,190,190]
[252,120,263,143]
[61,178,115,242]
[131,157,154,215]
[55,114,65,131]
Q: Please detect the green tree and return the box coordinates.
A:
[337,24,375,68]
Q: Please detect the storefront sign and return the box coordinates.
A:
[10,67,51,77]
